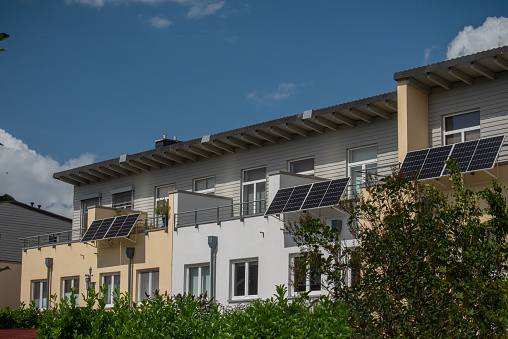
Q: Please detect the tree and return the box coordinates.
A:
[0,33,9,52]
[286,160,508,337]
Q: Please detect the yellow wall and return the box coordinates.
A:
[0,261,22,308]
[20,223,172,308]
[397,79,429,162]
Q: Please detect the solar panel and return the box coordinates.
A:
[319,178,350,207]
[91,217,115,241]
[81,219,103,242]
[467,135,505,172]
[418,145,453,180]
[283,184,312,212]
[446,139,478,173]
[116,213,141,238]
[104,215,128,239]
[300,181,331,210]
[400,149,429,181]
[265,187,294,215]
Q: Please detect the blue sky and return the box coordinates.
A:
[1,0,508,216]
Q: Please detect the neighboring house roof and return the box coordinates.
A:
[7,201,72,223]
[54,91,398,186]
[393,45,508,93]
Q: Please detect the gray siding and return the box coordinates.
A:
[71,116,399,230]
[429,71,508,162]
[0,204,72,262]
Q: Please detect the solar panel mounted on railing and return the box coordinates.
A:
[81,219,103,242]
[300,181,331,210]
[319,178,350,207]
[104,215,128,239]
[91,217,115,241]
[264,187,294,215]
[116,213,141,238]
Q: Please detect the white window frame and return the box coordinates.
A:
[348,145,377,197]
[193,176,216,194]
[230,258,259,300]
[442,110,481,145]
[80,196,101,233]
[241,167,267,215]
[185,263,211,297]
[155,184,175,228]
[62,276,79,306]
[288,157,315,176]
[31,280,48,309]
[111,187,134,210]
[137,269,159,303]
[101,273,120,308]
[289,254,322,296]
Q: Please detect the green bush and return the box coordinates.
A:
[1,285,350,338]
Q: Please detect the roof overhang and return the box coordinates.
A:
[54,92,397,186]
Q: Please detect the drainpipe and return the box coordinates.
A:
[45,258,53,309]
[126,247,135,309]
[207,236,218,302]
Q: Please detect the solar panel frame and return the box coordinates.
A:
[445,139,478,173]
[91,217,116,241]
[466,135,505,172]
[300,181,331,210]
[81,219,103,242]
[319,178,350,208]
[104,215,128,240]
[283,184,312,212]
[116,213,141,238]
[400,149,429,181]
[265,187,294,215]
[418,145,453,180]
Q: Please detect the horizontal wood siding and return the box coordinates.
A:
[72,116,398,230]
[429,71,508,163]
[0,204,72,262]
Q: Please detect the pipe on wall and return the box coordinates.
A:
[126,247,135,309]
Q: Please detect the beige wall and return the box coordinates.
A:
[397,79,429,162]
[0,261,22,308]
[20,228,172,307]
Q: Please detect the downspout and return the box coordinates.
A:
[207,236,218,302]
[45,258,53,309]
[126,247,135,309]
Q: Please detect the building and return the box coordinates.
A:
[0,200,71,308]
[19,45,508,307]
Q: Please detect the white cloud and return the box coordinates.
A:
[447,16,508,59]
[247,82,297,104]
[186,1,224,19]
[64,0,165,8]
[150,15,173,28]
[0,129,95,218]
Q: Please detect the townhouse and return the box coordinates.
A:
[19,45,508,307]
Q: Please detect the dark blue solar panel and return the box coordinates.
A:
[116,213,141,238]
[81,220,103,242]
[265,187,294,215]
[104,215,128,239]
[319,178,350,207]
[418,145,453,180]
[300,181,331,210]
[445,139,478,173]
[467,136,504,172]
[283,184,312,212]
[91,217,115,241]
[400,149,429,181]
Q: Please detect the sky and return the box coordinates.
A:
[1,0,508,217]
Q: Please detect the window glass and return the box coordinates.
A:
[445,111,480,131]
[138,270,159,301]
[201,266,210,296]
[189,267,199,296]
[187,265,210,297]
[156,185,175,200]
[32,280,48,309]
[350,146,377,163]
[291,256,321,295]
[242,168,266,215]
[102,274,120,306]
[348,146,377,196]
[243,167,266,182]
[194,177,215,193]
[234,263,246,296]
[289,158,314,175]
[62,277,79,306]
[248,262,258,296]
[232,260,258,298]
[112,191,133,209]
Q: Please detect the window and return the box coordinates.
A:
[138,269,159,302]
[290,255,321,295]
[112,191,133,210]
[62,277,79,306]
[348,249,361,286]
[155,184,175,228]
[193,176,215,194]
[242,167,266,215]
[31,280,48,309]
[231,259,258,298]
[102,273,120,307]
[348,145,377,196]
[186,264,210,297]
[81,196,100,232]
[288,157,314,175]
[443,111,480,145]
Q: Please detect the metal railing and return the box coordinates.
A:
[21,229,82,249]
[174,199,266,229]
[133,216,169,232]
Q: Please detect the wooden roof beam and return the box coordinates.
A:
[330,112,355,127]
[78,171,101,182]
[89,169,111,180]
[494,56,508,71]
[226,136,249,150]
[448,67,473,85]
[108,164,131,175]
[212,140,235,153]
[406,77,431,94]
[301,119,325,134]
[312,116,338,130]
[187,146,211,158]
[176,149,199,161]
[239,133,263,147]
[127,160,150,172]
[69,173,90,185]
[385,100,397,111]
[285,122,309,137]
[151,154,174,167]
[269,126,293,140]
[366,104,391,119]
[59,176,81,186]
[427,72,452,90]
[139,157,163,169]
[163,151,185,164]
[349,108,373,124]
[201,142,225,155]
[255,130,278,144]
[471,61,495,80]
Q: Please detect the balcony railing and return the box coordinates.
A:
[21,229,82,250]
[174,199,266,229]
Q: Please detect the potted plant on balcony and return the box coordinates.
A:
[155,200,170,228]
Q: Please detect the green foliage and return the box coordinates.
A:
[1,285,350,338]
[0,194,16,203]
[287,160,508,337]
[0,33,9,52]
[154,199,170,217]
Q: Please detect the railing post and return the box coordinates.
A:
[240,202,244,222]
[194,210,198,228]
[216,206,220,225]
[37,236,40,248]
